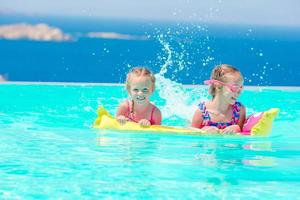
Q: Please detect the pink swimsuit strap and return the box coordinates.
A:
[126,100,156,125]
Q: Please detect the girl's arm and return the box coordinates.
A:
[191,109,203,129]
[116,101,128,116]
[116,101,129,124]
[152,106,162,125]
[237,104,246,130]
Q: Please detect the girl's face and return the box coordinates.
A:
[220,73,244,105]
[128,75,154,105]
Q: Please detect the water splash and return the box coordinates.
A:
[146,4,225,123]
[157,35,173,76]
[155,74,207,125]
[154,24,215,82]
[152,27,212,124]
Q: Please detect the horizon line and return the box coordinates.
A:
[1,13,300,29]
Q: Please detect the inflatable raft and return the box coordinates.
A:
[93,106,279,136]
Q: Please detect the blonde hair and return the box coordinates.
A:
[209,64,243,98]
[125,67,156,91]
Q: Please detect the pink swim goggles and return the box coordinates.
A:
[204,79,243,92]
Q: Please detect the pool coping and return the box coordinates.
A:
[1,81,300,90]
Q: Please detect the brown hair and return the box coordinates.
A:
[125,67,156,91]
[209,64,243,98]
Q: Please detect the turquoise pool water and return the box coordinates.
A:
[1,82,300,199]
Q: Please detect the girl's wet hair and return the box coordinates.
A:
[209,64,243,98]
[125,67,156,91]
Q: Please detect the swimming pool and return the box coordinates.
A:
[1,82,300,199]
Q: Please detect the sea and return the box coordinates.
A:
[0,15,300,86]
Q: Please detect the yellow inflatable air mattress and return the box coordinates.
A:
[93,106,279,136]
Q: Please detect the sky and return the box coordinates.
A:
[0,0,300,27]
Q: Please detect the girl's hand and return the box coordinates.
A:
[138,119,151,127]
[202,126,219,133]
[220,125,241,134]
[116,115,128,125]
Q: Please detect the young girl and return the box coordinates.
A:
[192,64,246,133]
[116,67,162,126]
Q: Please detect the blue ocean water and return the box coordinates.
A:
[0,15,300,86]
[0,83,300,199]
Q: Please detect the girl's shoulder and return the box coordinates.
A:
[150,102,161,113]
[118,100,131,111]
[198,101,210,110]
[234,101,244,108]
[233,101,246,114]
[235,101,243,106]
[119,99,130,107]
